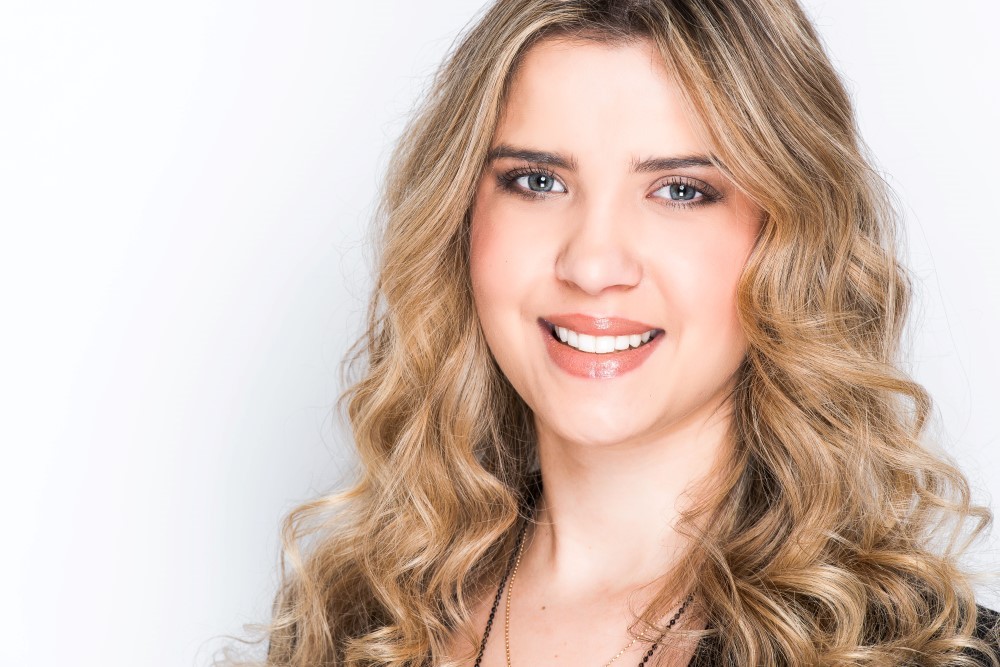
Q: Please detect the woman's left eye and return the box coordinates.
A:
[651,178,720,207]
[658,183,699,201]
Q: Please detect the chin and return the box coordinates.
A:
[539,403,662,448]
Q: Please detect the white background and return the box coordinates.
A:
[1,1,997,665]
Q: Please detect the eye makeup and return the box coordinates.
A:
[495,162,724,209]
[649,175,724,209]
[496,165,563,201]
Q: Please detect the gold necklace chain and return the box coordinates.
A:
[502,524,690,667]
[503,523,525,667]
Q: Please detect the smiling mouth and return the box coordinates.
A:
[545,321,662,354]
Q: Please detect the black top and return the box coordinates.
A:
[270,475,1000,664]
[687,605,1000,666]
[515,473,1000,665]
[264,605,1000,664]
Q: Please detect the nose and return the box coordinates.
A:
[554,197,643,295]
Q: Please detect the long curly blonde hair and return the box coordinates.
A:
[231,1,998,665]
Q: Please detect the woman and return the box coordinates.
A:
[256,0,999,665]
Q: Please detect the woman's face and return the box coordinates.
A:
[470,37,761,448]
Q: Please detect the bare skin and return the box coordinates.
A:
[450,36,762,666]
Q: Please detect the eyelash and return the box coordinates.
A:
[496,166,563,201]
[496,165,723,209]
[652,176,723,208]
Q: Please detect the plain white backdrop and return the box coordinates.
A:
[0,1,997,665]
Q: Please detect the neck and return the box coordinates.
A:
[528,400,731,594]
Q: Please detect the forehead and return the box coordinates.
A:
[496,37,708,160]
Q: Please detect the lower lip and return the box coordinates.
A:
[539,321,662,379]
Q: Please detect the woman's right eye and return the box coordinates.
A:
[498,168,567,198]
[516,172,566,193]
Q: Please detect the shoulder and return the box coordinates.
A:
[689,605,1000,666]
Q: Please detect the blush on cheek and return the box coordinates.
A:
[469,232,500,300]
[469,213,514,350]
[468,184,504,268]
[468,199,495,296]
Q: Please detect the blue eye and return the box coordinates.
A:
[518,173,564,193]
[664,183,697,201]
[498,167,567,199]
[651,178,721,208]
[654,182,703,202]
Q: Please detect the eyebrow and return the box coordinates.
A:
[485,143,719,173]
[630,154,718,173]
[486,145,577,170]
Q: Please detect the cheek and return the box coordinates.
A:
[468,188,495,307]
[469,206,505,323]
[662,215,758,347]
[697,240,747,322]
[468,195,538,336]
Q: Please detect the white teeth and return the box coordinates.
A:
[551,325,657,354]
[595,336,615,353]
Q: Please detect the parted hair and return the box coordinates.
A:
[225,1,998,665]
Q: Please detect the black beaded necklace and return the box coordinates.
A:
[473,522,694,667]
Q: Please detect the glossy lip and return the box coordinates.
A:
[537,315,664,379]
[541,313,659,336]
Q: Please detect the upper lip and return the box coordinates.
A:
[540,314,661,336]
